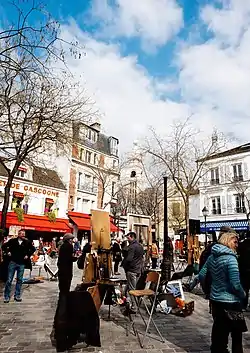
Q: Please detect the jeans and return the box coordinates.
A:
[126,271,139,310]
[4,261,25,300]
[114,260,120,273]
[211,301,243,353]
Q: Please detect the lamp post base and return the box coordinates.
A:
[161,257,172,283]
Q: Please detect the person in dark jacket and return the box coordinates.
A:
[57,233,77,295]
[122,231,144,312]
[112,238,122,275]
[3,230,35,303]
[199,232,246,353]
[238,235,250,309]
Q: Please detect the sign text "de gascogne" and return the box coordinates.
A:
[0,180,59,197]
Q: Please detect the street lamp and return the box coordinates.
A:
[202,206,209,247]
[161,176,172,282]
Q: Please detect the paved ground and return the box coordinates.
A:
[1,266,250,353]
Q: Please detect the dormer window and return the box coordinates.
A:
[109,137,119,156]
[16,167,27,178]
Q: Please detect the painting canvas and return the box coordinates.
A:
[166,280,185,301]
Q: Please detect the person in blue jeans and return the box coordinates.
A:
[3,229,35,303]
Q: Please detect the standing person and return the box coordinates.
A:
[57,233,77,296]
[3,229,35,303]
[199,232,247,353]
[151,239,159,269]
[112,238,122,275]
[238,234,250,310]
[122,232,144,312]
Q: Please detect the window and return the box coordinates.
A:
[109,137,118,156]
[44,198,54,214]
[16,170,26,178]
[111,181,116,197]
[69,195,73,204]
[233,163,243,181]
[88,129,92,140]
[11,193,24,210]
[82,199,89,212]
[78,172,83,189]
[79,148,84,160]
[211,197,221,215]
[85,151,92,163]
[94,153,98,165]
[131,170,136,178]
[92,177,98,193]
[235,193,245,213]
[210,168,219,185]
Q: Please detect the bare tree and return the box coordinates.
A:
[0,0,88,236]
[145,119,225,237]
[0,0,80,78]
[0,70,93,233]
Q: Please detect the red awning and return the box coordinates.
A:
[0,212,71,233]
[110,222,119,232]
[68,211,120,232]
[68,211,91,231]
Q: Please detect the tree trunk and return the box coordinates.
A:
[0,178,13,240]
[185,198,193,265]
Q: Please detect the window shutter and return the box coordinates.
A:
[243,163,248,181]
[219,165,225,184]
[221,196,226,214]
[227,194,233,214]
[225,165,231,183]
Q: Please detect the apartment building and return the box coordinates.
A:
[68,122,120,214]
[198,143,250,234]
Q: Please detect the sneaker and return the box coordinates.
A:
[4,298,10,303]
[14,297,22,302]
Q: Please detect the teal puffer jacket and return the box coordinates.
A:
[199,244,245,303]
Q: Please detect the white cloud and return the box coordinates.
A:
[178,0,250,142]
[90,0,183,50]
[61,21,189,152]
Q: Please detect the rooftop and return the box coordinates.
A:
[199,143,250,162]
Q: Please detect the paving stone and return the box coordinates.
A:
[0,266,250,352]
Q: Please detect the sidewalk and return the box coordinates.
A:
[1,268,250,353]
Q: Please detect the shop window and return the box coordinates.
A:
[44,198,54,214]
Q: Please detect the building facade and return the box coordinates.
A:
[198,143,250,234]
[0,164,68,218]
[68,122,120,215]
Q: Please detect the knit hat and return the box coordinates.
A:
[63,233,74,242]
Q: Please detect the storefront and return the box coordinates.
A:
[0,165,68,218]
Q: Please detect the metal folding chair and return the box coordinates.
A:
[128,271,165,348]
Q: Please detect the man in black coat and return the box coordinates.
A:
[238,236,250,309]
[3,229,35,303]
[57,233,77,295]
[122,231,144,312]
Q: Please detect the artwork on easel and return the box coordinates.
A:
[91,209,110,249]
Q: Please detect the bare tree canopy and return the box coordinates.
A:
[0,0,93,234]
[144,118,226,235]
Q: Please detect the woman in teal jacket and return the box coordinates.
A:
[199,231,247,353]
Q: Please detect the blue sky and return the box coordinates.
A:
[2,0,250,151]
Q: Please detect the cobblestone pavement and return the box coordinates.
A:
[1,267,250,353]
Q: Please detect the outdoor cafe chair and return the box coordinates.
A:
[127,271,165,348]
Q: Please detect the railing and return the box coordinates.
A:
[212,209,222,215]
[210,179,220,185]
[77,183,98,194]
[233,175,244,182]
[235,207,246,214]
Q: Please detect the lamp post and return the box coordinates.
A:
[202,206,209,247]
[161,176,172,282]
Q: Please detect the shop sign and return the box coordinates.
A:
[0,179,59,197]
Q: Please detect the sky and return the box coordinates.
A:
[3,0,250,152]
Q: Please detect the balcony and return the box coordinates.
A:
[233,175,243,182]
[210,179,220,186]
[235,207,246,214]
[77,183,98,194]
[212,209,222,215]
